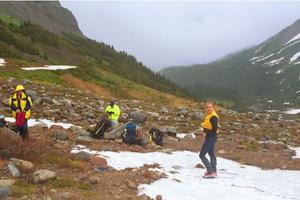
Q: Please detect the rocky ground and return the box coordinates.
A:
[0,78,299,199]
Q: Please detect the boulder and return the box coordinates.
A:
[10,158,34,172]
[74,151,92,161]
[26,90,38,102]
[70,126,90,136]
[189,111,204,120]
[160,107,169,113]
[89,155,108,168]
[128,111,148,123]
[32,169,56,184]
[177,108,189,117]
[76,136,92,144]
[55,131,69,141]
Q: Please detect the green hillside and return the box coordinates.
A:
[0,12,186,98]
[161,19,300,110]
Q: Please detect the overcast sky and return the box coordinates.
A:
[61,1,300,71]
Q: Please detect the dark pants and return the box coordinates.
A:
[199,134,217,173]
[18,119,29,141]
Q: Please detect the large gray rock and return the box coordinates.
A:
[177,108,189,117]
[189,111,204,120]
[26,90,38,102]
[55,131,69,141]
[74,151,92,161]
[104,122,131,140]
[128,111,148,123]
[32,170,56,184]
[70,126,90,136]
[7,162,21,177]
[0,186,12,199]
[76,136,92,144]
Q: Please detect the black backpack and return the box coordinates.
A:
[149,128,163,146]
[123,122,139,145]
[92,117,111,139]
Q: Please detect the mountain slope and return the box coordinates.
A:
[0,1,83,37]
[161,19,300,109]
[0,2,187,99]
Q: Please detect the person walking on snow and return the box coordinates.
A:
[199,102,219,178]
[105,100,121,128]
[9,85,32,142]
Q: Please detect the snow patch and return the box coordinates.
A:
[0,58,6,66]
[176,133,195,139]
[264,57,284,66]
[296,90,300,94]
[276,69,284,75]
[284,109,300,115]
[5,117,75,129]
[285,33,300,45]
[283,102,290,105]
[290,51,300,63]
[289,147,300,159]
[71,145,300,200]
[277,40,300,54]
[294,61,300,65]
[254,44,265,54]
[255,53,274,63]
[22,65,77,71]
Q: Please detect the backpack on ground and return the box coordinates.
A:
[122,122,139,145]
[0,115,7,128]
[149,128,163,146]
[92,117,111,139]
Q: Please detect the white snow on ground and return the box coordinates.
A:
[71,145,300,200]
[255,53,274,63]
[22,65,77,71]
[264,57,284,66]
[296,90,300,94]
[5,117,74,129]
[284,109,300,115]
[285,33,300,45]
[250,56,263,61]
[294,61,300,65]
[289,147,300,159]
[176,133,195,139]
[275,69,284,74]
[290,51,300,63]
[0,58,6,66]
[277,40,300,54]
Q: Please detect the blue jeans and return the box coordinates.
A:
[199,134,217,173]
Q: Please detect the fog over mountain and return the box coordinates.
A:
[61,1,300,71]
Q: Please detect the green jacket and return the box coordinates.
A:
[105,104,121,121]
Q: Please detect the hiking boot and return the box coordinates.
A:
[202,171,217,179]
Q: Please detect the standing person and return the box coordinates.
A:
[199,102,219,178]
[9,85,32,142]
[105,100,121,128]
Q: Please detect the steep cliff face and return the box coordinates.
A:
[0,1,83,37]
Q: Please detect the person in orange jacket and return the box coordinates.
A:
[199,102,219,178]
[9,85,32,142]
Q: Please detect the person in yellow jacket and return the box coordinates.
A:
[104,100,121,128]
[198,102,219,179]
[9,85,32,142]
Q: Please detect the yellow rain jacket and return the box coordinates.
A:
[105,104,121,121]
[9,92,33,119]
[201,110,219,131]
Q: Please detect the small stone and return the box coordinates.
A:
[195,163,205,168]
[76,136,92,144]
[115,139,123,144]
[156,195,163,200]
[55,131,69,141]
